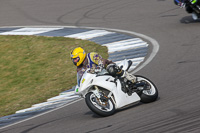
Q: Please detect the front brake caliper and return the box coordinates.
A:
[93,86,101,99]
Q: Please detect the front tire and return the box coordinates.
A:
[135,75,158,103]
[85,92,115,117]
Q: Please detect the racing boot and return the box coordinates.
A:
[121,71,136,83]
[121,71,148,91]
[192,12,198,20]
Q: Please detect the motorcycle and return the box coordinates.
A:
[176,0,200,20]
[186,0,200,20]
[74,59,158,116]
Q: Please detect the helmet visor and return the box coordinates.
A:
[72,57,80,65]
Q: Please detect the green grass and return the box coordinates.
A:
[0,35,109,117]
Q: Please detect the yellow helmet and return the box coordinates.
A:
[70,47,86,66]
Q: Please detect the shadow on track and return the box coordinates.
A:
[180,16,200,24]
[84,97,161,118]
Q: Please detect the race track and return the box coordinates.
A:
[1,0,200,132]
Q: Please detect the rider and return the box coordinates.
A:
[70,47,138,92]
[70,47,113,74]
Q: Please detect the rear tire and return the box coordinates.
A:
[85,92,115,117]
[135,75,158,103]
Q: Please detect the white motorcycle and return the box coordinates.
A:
[74,60,158,117]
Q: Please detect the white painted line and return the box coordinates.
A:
[47,95,79,102]
[0,27,63,35]
[16,106,45,113]
[32,96,79,108]
[32,101,61,108]
[15,92,79,113]
[105,40,146,48]
[65,30,114,39]
[102,38,143,46]
[107,41,147,49]
[129,57,145,63]
[107,42,148,53]
[59,90,75,95]
[117,62,141,67]
[114,57,144,65]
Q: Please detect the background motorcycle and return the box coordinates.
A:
[175,0,200,20]
[185,0,200,20]
[74,60,158,117]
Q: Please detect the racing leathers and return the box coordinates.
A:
[76,52,113,74]
[76,52,136,84]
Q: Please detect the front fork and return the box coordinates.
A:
[91,86,113,102]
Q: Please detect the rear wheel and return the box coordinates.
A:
[85,92,115,117]
[135,75,158,103]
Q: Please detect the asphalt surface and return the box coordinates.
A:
[1,0,200,133]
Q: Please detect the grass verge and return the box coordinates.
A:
[0,35,109,117]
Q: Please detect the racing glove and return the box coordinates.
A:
[95,65,103,73]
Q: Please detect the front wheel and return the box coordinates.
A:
[135,75,158,103]
[85,92,115,117]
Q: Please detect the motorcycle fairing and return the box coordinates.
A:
[111,79,141,109]
[75,70,141,109]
